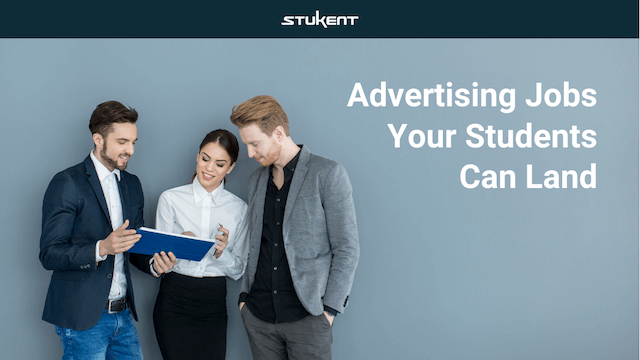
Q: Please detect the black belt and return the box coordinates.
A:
[106,297,127,314]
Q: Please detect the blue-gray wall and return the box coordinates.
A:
[1,39,637,359]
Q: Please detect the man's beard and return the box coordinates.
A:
[260,141,282,167]
[101,142,129,171]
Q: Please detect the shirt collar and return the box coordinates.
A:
[192,175,224,204]
[271,145,302,182]
[90,150,121,181]
[285,147,301,174]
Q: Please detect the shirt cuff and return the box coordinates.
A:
[149,257,164,277]
[239,292,248,304]
[323,305,339,317]
[95,240,107,262]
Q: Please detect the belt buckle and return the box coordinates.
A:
[107,297,126,314]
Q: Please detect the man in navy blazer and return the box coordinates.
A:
[231,95,360,360]
[39,101,176,359]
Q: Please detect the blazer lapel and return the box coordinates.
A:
[84,156,111,227]
[252,168,270,243]
[118,176,130,227]
[283,146,310,226]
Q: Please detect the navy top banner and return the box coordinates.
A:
[2,0,638,38]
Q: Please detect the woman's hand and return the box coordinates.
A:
[214,225,229,258]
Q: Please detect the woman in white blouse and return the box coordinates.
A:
[152,129,249,360]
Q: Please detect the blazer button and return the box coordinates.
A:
[107,274,112,278]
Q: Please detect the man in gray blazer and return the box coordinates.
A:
[231,95,359,360]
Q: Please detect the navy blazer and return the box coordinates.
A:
[39,155,152,331]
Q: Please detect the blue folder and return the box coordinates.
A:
[128,227,216,261]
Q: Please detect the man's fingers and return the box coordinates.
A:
[111,238,140,253]
[114,234,141,243]
[102,223,139,256]
[116,219,130,231]
[111,235,140,254]
[114,228,138,237]
[121,243,136,252]
[114,237,139,247]
[113,243,136,254]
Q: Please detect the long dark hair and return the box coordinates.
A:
[191,129,240,182]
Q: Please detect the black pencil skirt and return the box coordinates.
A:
[153,272,227,360]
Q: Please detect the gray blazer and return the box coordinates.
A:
[241,145,359,315]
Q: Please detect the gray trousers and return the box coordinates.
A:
[241,306,333,360]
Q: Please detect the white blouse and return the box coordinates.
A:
[155,177,249,280]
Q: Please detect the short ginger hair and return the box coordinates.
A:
[230,95,289,136]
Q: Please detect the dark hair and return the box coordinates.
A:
[191,129,240,182]
[230,95,289,136]
[199,129,239,163]
[89,101,138,138]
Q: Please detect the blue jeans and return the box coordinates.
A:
[55,310,143,360]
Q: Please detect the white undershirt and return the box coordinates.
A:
[90,150,127,300]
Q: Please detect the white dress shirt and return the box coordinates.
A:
[90,150,127,300]
[155,177,249,280]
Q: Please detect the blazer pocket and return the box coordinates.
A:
[296,247,332,262]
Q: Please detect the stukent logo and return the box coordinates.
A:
[281,10,359,29]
